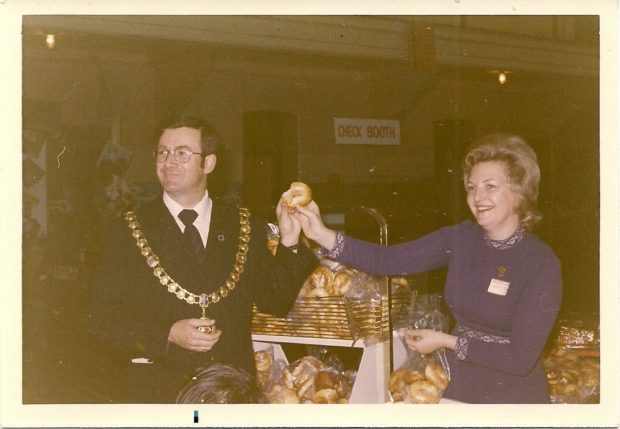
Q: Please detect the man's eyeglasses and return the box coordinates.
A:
[154,147,204,163]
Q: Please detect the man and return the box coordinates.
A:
[90,115,317,403]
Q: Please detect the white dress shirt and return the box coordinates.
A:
[162,191,212,247]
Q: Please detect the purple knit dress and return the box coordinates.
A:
[328,220,562,403]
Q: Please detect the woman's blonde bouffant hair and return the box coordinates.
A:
[461,133,542,231]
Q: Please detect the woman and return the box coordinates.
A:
[294,134,562,403]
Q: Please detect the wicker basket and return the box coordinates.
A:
[252,291,411,342]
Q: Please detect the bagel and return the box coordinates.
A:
[256,370,271,387]
[332,271,352,296]
[313,388,339,404]
[310,265,335,291]
[293,369,313,388]
[254,350,273,372]
[292,361,312,379]
[406,380,441,404]
[296,377,314,400]
[424,360,449,390]
[560,383,579,396]
[297,279,314,297]
[403,369,425,384]
[283,367,295,389]
[282,182,312,208]
[388,369,408,402]
[275,387,300,404]
[307,287,329,298]
[333,374,352,399]
[299,355,325,370]
[314,371,337,391]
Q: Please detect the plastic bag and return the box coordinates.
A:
[298,252,379,299]
[265,353,353,404]
[253,344,286,393]
[390,279,414,330]
[409,293,450,333]
[544,346,600,404]
[388,344,450,403]
[388,295,451,403]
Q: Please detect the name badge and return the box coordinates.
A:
[487,278,510,296]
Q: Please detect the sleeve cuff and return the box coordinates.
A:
[455,331,470,360]
[454,323,511,361]
[320,232,345,258]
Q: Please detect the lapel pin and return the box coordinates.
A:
[217,234,225,242]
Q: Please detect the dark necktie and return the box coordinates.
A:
[178,209,204,263]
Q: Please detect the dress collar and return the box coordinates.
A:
[483,224,525,250]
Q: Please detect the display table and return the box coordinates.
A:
[252,333,390,403]
[252,332,467,404]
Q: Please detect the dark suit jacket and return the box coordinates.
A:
[90,197,317,402]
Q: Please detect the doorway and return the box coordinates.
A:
[242,111,298,213]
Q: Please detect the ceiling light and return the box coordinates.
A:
[46,34,55,49]
[488,70,510,85]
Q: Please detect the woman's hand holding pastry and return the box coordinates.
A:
[294,201,337,251]
[277,182,336,250]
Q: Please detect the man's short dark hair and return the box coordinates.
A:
[156,114,218,156]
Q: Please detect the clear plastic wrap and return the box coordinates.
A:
[298,251,380,299]
[388,293,451,403]
[544,346,600,404]
[554,313,600,350]
[263,352,353,404]
[388,340,451,403]
[253,344,287,393]
[409,293,450,333]
[390,278,414,330]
